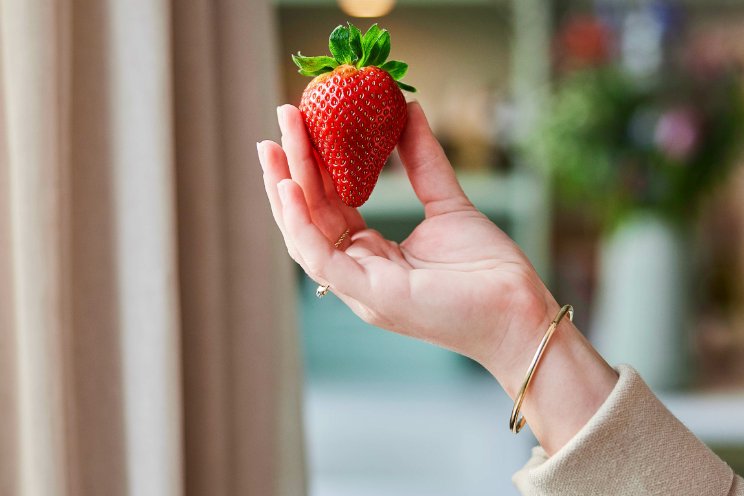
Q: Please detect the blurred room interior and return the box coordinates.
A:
[0,0,743,495]
[280,1,744,495]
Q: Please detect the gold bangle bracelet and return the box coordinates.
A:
[509,304,574,434]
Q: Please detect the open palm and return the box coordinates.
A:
[258,102,556,368]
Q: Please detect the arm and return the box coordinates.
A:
[257,101,741,493]
[513,365,743,496]
[258,101,616,453]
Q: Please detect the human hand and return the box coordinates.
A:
[257,102,560,379]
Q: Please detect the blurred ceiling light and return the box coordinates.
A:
[337,0,396,18]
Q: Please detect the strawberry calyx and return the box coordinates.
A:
[292,23,416,93]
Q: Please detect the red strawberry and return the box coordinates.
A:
[292,23,416,207]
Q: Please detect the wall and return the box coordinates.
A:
[277,5,512,135]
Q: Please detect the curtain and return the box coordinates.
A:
[0,0,305,495]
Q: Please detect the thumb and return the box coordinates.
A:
[397,101,471,214]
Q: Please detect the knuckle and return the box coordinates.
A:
[286,246,300,263]
[358,307,383,327]
[304,259,324,279]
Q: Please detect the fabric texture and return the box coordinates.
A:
[513,365,743,495]
[0,0,304,495]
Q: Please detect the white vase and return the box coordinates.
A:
[590,213,693,391]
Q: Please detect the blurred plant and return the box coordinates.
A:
[532,18,744,231]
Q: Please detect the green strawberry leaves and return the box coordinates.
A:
[357,24,383,66]
[329,25,354,64]
[292,22,416,92]
[395,81,417,92]
[291,54,338,77]
[365,30,391,67]
[380,60,407,80]
[349,24,363,61]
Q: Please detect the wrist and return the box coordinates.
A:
[479,284,560,398]
[480,285,619,454]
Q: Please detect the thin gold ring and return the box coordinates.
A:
[509,304,574,433]
[316,228,350,298]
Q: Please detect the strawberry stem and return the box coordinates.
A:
[292,22,417,93]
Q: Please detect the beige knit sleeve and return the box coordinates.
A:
[512,364,744,496]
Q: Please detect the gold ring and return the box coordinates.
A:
[315,228,350,299]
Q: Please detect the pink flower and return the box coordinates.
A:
[654,108,700,162]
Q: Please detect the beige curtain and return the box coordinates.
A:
[0,0,305,495]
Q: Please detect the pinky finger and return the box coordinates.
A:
[278,179,369,298]
[258,140,306,266]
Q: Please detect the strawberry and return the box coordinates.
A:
[292,23,416,207]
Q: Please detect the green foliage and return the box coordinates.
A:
[358,24,384,67]
[291,54,338,76]
[348,23,363,60]
[366,30,391,67]
[529,66,744,230]
[380,60,408,80]
[395,81,417,93]
[329,25,354,64]
[291,22,416,93]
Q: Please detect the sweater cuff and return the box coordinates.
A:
[512,364,736,496]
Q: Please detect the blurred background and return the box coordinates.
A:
[1,0,743,495]
[283,0,744,494]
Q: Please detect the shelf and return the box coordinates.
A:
[357,169,550,276]
[359,170,542,220]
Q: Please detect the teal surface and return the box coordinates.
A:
[298,213,510,383]
[299,273,481,382]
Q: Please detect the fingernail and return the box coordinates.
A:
[277,179,290,203]
[256,141,268,171]
[276,106,285,131]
